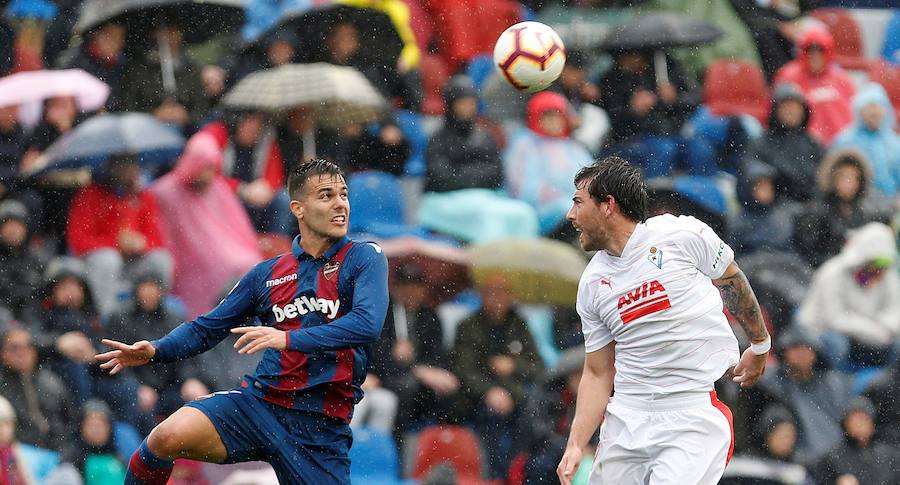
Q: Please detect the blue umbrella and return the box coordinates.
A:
[25,112,185,175]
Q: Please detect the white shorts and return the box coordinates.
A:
[589,390,734,485]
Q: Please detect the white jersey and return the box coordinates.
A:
[577,214,740,395]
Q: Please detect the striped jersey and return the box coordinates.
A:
[576,214,740,395]
[151,235,388,422]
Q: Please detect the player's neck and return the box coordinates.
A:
[298,230,340,259]
[605,219,638,258]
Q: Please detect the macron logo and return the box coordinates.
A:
[617,280,671,324]
[266,274,298,288]
[272,296,340,322]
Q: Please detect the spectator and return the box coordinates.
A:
[150,132,262,318]
[105,269,210,418]
[0,326,71,451]
[452,275,543,479]
[551,49,607,155]
[812,397,900,485]
[22,96,88,165]
[744,83,824,203]
[730,159,800,255]
[227,28,299,87]
[62,400,126,484]
[773,28,855,145]
[503,91,592,235]
[864,360,900,445]
[0,394,36,484]
[320,119,411,176]
[66,155,173,317]
[833,83,900,199]
[0,104,25,200]
[722,404,814,484]
[123,23,210,131]
[369,264,458,434]
[197,113,288,233]
[35,257,149,432]
[756,324,853,465]
[61,22,128,111]
[0,200,43,323]
[599,50,711,177]
[797,222,900,370]
[794,150,889,267]
[425,75,502,193]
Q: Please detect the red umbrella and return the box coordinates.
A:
[379,237,470,306]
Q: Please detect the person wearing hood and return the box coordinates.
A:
[730,158,800,256]
[150,133,262,319]
[721,403,814,485]
[756,324,854,465]
[773,28,855,145]
[66,154,173,318]
[62,399,126,483]
[425,75,502,193]
[797,222,900,370]
[503,91,593,235]
[833,82,900,198]
[744,83,824,202]
[0,200,43,323]
[811,396,900,485]
[794,149,890,267]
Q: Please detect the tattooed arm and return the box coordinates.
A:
[713,261,770,388]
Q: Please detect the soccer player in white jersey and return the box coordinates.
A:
[556,157,771,485]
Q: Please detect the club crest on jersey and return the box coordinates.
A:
[323,261,341,280]
[648,246,663,269]
[617,279,671,324]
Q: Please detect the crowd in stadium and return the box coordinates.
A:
[0,0,898,483]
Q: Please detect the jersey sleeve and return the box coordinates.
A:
[577,275,613,353]
[151,266,260,362]
[676,216,734,279]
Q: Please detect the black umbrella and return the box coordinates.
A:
[74,0,245,44]
[601,12,722,51]
[275,4,403,67]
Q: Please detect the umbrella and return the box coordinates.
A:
[274,2,404,66]
[602,12,722,84]
[0,69,109,127]
[221,63,387,129]
[379,237,470,306]
[24,112,185,175]
[466,238,587,306]
[537,5,633,50]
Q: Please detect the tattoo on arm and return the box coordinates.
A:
[714,269,769,342]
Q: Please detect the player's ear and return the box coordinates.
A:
[289,199,304,220]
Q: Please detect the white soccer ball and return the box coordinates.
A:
[493,21,566,93]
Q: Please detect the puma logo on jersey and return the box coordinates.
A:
[617,280,671,324]
[272,296,340,321]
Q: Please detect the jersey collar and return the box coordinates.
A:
[291,235,351,261]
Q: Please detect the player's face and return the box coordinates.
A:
[567,180,609,252]
[295,174,350,241]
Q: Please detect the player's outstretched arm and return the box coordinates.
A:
[557,341,615,485]
[714,261,770,388]
[95,339,156,375]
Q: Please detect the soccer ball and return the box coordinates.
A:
[493,21,566,93]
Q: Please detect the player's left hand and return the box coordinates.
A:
[231,326,288,354]
[732,347,767,388]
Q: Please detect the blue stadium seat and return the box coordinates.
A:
[349,427,412,485]
[882,11,900,65]
[347,171,426,239]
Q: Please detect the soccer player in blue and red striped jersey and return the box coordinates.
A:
[95,159,389,484]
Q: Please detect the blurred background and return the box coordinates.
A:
[0,0,897,483]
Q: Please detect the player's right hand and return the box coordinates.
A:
[556,444,583,485]
[95,339,156,375]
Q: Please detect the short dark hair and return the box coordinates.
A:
[574,156,647,222]
[287,159,345,200]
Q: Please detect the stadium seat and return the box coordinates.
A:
[347,171,427,239]
[349,427,411,485]
[703,59,770,126]
[420,53,451,116]
[882,10,900,64]
[410,425,493,485]
[811,8,870,71]
[867,61,900,126]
